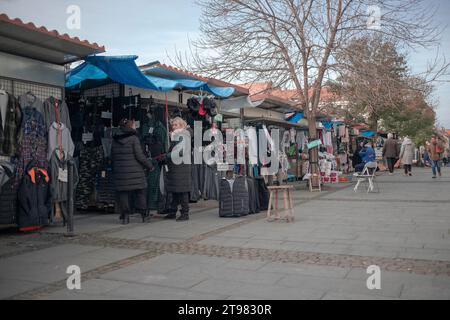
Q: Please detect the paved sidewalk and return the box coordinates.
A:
[1,167,449,300]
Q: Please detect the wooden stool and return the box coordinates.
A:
[266,185,294,222]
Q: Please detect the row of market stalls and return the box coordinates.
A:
[0,14,385,231]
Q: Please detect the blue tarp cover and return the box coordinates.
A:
[66,55,235,98]
[361,130,376,138]
[287,112,304,123]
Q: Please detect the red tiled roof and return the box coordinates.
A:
[0,13,105,52]
[241,82,339,102]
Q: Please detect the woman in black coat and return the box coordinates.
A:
[112,119,154,224]
[163,117,192,221]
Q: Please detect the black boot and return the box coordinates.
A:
[141,209,151,223]
[164,213,177,220]
[176,214,189,221]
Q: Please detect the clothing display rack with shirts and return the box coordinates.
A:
[0,75,80,233]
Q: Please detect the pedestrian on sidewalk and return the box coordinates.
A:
[399,136,415,176]
[383,133,400,175]
[427,135,444,179]
[112,119,154,224]
[162,117,192,222]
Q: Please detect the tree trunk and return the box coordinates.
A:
[368,112,378,132]
[307,112,320,189]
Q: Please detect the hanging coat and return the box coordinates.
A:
[17,165,51,231]
[0,93,23,157]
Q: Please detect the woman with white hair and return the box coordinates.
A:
[383,133,400,175]
[162,117,193,221]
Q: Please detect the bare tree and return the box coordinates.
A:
[172,0,445,177]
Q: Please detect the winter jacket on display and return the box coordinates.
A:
[48,122,75,161]
[382,138,400,159]
[164,128,192,193]
[0,178,18,225]
[0,93,23,157]
[111,127,154,192]
[43,97,72,131]
[0,160,14,190]
[400,138,415,165]
[17,165,51,231]
[219,176,249,217]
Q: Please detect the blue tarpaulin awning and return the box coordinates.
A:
[287,112,304,123]
[66,55,235,98]
[361,130,376,138]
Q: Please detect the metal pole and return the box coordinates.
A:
[66,160,75,236]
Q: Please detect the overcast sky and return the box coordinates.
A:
[1,0,449,127]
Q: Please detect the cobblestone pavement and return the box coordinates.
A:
[1,167,450,300]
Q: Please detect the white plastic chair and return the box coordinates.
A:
[353,161,379,193]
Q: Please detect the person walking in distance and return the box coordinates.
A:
[162,117,192,221]
[383,133,400,175]
[112,119,154,224]
[399,136,415,176]
[427,135,444,179]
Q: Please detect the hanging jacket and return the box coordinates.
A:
[43,97,72,131]
[219,176,249,217]
[255,177,269,211]
[49,150,79,202]
[0,160,14,190]
[247,177,261,214]
[111,127,154,191]
[16,106,48,182]
[48,122,75,161]
[17,164,51,231]
[0,93,23,157]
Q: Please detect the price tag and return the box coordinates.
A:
[217,163,231,171]
[101,171,106,178]
[101,111,112,119]
[82,133,93,143]
[149,127,154,134]
[135,121,140,129]
[58,168,68,182]
[214,114,223,122]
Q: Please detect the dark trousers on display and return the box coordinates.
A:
[118,189,147,218]
[387,158,396,173]
[169,192,189,216]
